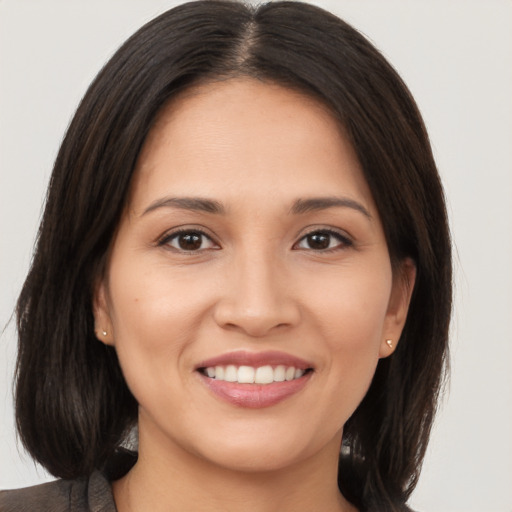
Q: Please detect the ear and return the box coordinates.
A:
[92,278,115,346]
[379,258,416,358]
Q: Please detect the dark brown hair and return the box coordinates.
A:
[15,2,451,510]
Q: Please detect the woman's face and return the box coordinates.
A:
[95,79,413,474]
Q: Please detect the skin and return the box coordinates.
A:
[94,78,415,512]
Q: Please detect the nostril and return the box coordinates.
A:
[212,292,301,338]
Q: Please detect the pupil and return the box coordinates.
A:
[179,233,202,250]
[308,233,329,249]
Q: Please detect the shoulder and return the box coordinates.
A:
[0,478,81,512]
[0,471,115,512]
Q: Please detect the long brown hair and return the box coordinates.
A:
[15,2,451,510]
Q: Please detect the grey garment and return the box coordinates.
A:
[0,471,116,512]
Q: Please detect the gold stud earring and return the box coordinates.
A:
[386,339,393,348]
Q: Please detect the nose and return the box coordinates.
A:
[213,249,301,338]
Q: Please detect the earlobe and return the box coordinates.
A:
[379,258,416,358]
[379,338,395,358]
[93,279,114,346]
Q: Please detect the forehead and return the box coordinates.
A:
[129,78,374,213]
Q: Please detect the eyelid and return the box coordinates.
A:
[156,226,220,251]
[155,224,353,252]
[293,226,354,251]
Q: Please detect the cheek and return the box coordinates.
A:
[303,263,392,410]
[306,262,392,347]
[108,257,214,336]
[105,260,215,399]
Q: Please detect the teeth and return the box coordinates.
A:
[203,364,307,384]
[225,365,237,382]
[215,366,225,380]
[274,365,286,382]
[238,365,255,383]
[255,365,274,384]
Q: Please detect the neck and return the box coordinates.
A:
[112,423,356,512]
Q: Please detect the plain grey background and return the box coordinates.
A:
[1,1,511,511]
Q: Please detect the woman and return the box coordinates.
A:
[1,1,451,511]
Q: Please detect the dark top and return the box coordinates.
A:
[1,452,416,511]
[0,451,137,512]
[0,471,115,512]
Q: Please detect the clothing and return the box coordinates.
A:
[0,471,115,512]
[1,453,416,512]
[0,451,136,512]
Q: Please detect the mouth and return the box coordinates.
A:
[195,351,314,408]
[198,364,312,384]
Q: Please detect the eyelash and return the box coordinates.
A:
[158,228,218,252]
[157,228,353,253]
[293,229,353,252]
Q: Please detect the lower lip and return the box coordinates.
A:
[198,372,312,408]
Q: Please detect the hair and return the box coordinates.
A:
[15,1,451,511]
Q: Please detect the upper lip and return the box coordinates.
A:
[195,350,313,370]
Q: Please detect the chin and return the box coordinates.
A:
[198,443,310,474]
[185,421,341,475]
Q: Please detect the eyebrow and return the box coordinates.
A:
[141,195,371,219]
[142,196,226,216]
[290,197,372,219]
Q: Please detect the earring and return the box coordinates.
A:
[102,330,108,336]
[385,339,393,348]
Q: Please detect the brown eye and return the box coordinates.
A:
[306,233,331,250]
[163,230,217,251]
[295,230,352,251]
[178,232,203,250]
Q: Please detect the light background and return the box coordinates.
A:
[1,1,511,511]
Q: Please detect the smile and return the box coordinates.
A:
[196,351,314,408]
[201,365,307,384]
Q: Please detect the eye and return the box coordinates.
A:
[160,230,218,252]
[294,230,352,251]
